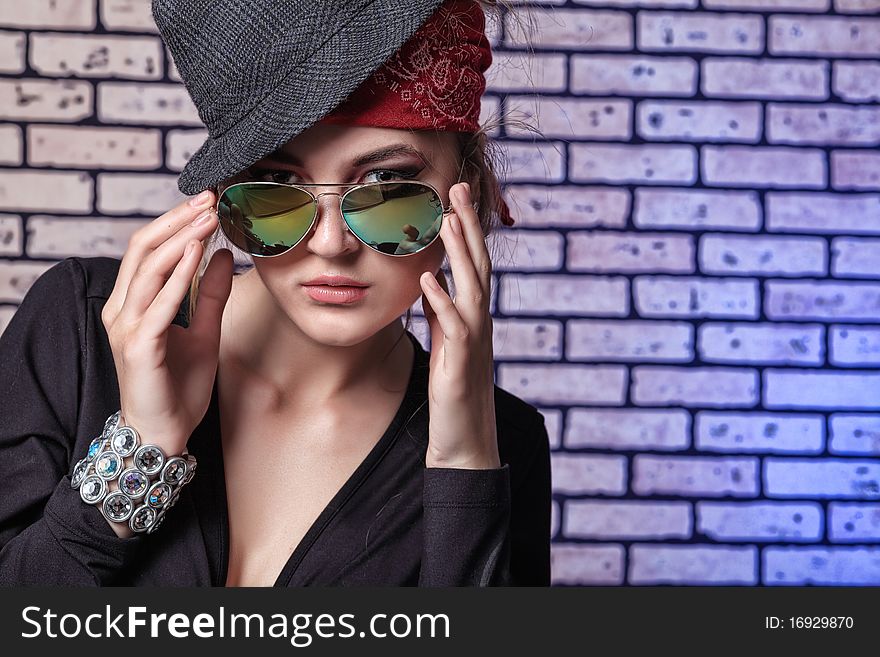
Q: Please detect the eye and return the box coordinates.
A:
[362,167,421,183]
[246,167,298,184]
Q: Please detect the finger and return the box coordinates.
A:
[188,247,234,342]
[451,182,492,300]
[439,194,485,327]
[119,208,219,323]
[110,190,216,316]
[139,237,205,339]
[420,271,469,345]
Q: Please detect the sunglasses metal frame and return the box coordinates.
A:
[215,179,454,258]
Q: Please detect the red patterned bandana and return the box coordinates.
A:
[319,0,515,226]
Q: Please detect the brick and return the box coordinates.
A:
[0,260,53,303]
[165,128,207,172]
[835,0,880,11]
[632,366,759,407]
[0,0,96,29]
[491,318,563,360]
[504,185,629,228]
[485,53,566,93]
[97,82,201,125]
[550,544,625,586]
[574,0,697,6]
[634,454,759,496]
[766,192,880,235]
[765,369,880,410]
[505,8,633,50]
[0,30,24,73]
[637,11,764,53]
[830,326,880,366]
[498,274,629,316]
[0,170,92,213]
[497,363,627,405]
[702,145,826,189]
[565,408,691,450]
[0,123,21,165]
[765,280,880,321]
[100,0,160,32]
[831,237,880,279]
[565,500,692,539]
[764,547,880,585]
[30,33,162,80]
[699,234,826,276]
[568,319,693,362]
[506,96,631,140]
[695,411,825,453]
[637,100,762,143]
[571,54,697,96]
[634,276,758,319]
[703,0,829,9]
[769,15,880,58]
[27,125,161,170]
[634,188,761,231]
[829,413,880,455]
[828,502,880,542]
[96,173,183,215]
[698,322,825,365]
[0,214,22,256]
[494,229,563,272]
[767,103,880,146]
[25,215,143,258]
[568,231,695,273]
[479,95,501,137]
[833,61,880,102]
[832,150,880,191]
[550,453,627,495]
[571,143,697,184]
[702,58,828,100]
[630,545,758,585]
[766,457,880,498]
[496,141,565,183]
[539,408,563,450]
[697,502,822,541]
[0,78,92,122]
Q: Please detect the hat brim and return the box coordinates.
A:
[176,0,447,196]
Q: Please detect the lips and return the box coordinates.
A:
[302,275,369,287]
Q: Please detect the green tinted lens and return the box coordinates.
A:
[218,183,315,257]
[342,182,443,255]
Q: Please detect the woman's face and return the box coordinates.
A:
[223,123,460,346]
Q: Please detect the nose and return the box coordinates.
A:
[303,191,357,256]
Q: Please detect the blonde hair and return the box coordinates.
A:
[184,0,540,329]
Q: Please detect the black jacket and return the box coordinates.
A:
[0,257,551,586]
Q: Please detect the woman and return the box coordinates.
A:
[0,0,550,586]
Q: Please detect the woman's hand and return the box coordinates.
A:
[102,191,234,462]
[419,182,501,470]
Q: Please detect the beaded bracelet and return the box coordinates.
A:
[70,410,197,534]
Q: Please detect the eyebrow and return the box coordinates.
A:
[265,143,428,168]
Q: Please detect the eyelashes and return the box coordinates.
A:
[245,166,425,184]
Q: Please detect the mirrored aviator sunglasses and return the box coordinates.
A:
[215,180,451,258]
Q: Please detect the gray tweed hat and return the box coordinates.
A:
[152,0,447,197]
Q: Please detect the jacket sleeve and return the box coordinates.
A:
[418,411,552,587]
[0,258,147,586]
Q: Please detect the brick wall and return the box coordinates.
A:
[0,0,878,585]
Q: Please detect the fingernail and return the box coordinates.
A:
[192,208,215,226]
[425,273,441,290]
[189,190,212,208]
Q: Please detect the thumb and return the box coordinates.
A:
[189,248,234,341]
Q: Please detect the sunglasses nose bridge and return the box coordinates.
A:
[310,191,351,233]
